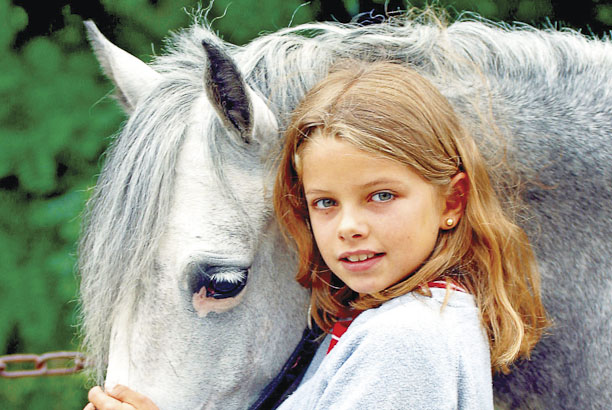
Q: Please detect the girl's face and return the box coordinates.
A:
[301,136,452,295]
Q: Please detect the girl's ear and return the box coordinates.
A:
[440,172,469,230]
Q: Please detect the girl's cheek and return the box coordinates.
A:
[310,224,329,249]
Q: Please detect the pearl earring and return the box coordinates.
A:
[445,218,454,227]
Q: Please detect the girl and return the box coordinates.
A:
[272,61,548,409]
[85,61,547,409]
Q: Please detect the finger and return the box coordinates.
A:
[108,385,159,410]
[83,403,95,410]
[88,386,133,410]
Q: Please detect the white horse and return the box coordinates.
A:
[80,13,612,410]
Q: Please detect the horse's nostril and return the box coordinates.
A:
[190,264,249,299]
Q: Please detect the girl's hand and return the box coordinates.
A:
[84,385,159,410]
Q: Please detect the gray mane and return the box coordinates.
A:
[79,79,193,375]
[80,13,612,394]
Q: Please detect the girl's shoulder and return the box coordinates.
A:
[316,288,490,380]
[351,288,481,341]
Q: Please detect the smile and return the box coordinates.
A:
[339,252,385,272]
[344,253,376,262]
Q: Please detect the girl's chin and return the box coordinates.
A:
[346,281,384,295]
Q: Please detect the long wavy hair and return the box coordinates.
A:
[274,61,548,373]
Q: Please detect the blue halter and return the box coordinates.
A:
[248,325,322,409]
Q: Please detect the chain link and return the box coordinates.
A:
[0,352,85,378]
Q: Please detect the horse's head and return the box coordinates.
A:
[79,22,309,409]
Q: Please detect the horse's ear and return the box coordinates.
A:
[84,21,161,113]
[202,40,277,145]
[202,40,252,143]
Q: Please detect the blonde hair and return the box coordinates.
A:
[273,61,548,373]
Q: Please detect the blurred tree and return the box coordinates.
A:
[208,0,314,44]
[314,0,612,35]
[0,0,122,407]
[0,0,609,409]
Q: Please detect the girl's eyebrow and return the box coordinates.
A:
[305,179,403,196]
[304,188,331,196]
[360,178,403,189]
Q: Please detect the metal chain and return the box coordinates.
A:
[0,352,85,378]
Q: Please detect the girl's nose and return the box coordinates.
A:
[337,208,369,240]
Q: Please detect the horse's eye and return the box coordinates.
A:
[206,269,248,299]
[191,264,249,300]
[208,278,244,299]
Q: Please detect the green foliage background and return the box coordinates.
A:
[0,0,610,408]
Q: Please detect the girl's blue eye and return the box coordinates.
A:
[372,191,394,202]
[313,198,336,209]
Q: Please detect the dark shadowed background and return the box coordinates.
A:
[1,0,610,408]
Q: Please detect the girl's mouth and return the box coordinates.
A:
[342,252,381,262]
[340,253,385,271]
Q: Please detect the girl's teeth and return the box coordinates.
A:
[347,253,375,262]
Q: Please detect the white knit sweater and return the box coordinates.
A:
[278,288,493,409]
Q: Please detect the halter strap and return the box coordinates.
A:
[249,325,323,410]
